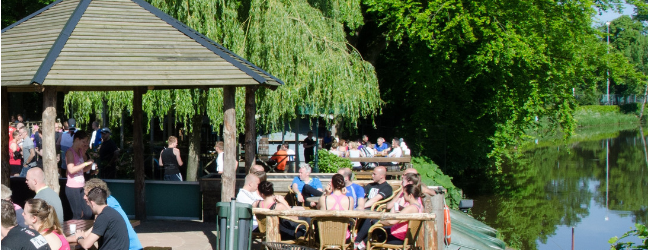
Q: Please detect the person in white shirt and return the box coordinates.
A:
[236,172,265,230]
[214,141,224,174]
[283,142,295,161]
[386,138,403,166]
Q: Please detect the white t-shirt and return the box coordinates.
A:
[216,152,224,173]
[387,147,403,164]
[236,189,263,230]
[286,149,295,161]
[349,149,361,167]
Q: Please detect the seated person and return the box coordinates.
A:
[1,199,51,250]
[255,181,308,240]
[354,184,423,249]
[386,173,421,212]
[380,137,402,167]
[23,199,70,250]
[374,137,390,156]
[337,168,365,210]
[270,145,289,172]
[236,172,264,230]
[362,166,393,209]
[291,163,323,206]
[318,174,353,211]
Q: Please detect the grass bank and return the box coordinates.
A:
[574,104,646,127]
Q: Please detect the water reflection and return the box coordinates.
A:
[472,129,648,250]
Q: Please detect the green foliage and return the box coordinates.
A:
[574,105,642,127]
[411,157,461,208]
[609,224,648,250]
[1,0,56,28]
[313,149,352,173]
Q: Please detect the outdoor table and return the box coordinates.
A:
[262,242,316,250]
[63,220,95,250]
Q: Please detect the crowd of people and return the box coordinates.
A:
[322,133,411,169]
[1,167,142,250]
[235,163,433,250]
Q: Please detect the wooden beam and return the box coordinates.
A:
[42,86,59,193]
[252,208,436,220]
[244,86,257,173]
[1,87,9,186]
[133,87,146,220]
[347,157,411,163]
[221,86,236,202]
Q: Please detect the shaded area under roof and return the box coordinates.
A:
[1,0,283,92]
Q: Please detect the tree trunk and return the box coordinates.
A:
[42,87,59,193]
[133,87,146,220]
[102,98,108,128]
[187,112,202,181]
[244,86,257,173]
[221,86,236,202]
[1,87,9,186]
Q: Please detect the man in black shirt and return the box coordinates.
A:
[302,131,315,164]
[69,187,128,250]
[1,200,51,250]
[363,166,393,209]
[98,128,119,179]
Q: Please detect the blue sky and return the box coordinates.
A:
[592,4,636,25]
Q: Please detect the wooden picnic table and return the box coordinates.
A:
[63,219,140,249]
[347,156,412,163]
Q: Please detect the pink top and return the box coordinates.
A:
[325,194,348,211]
[45,229,71,250]
[390,201,423,240]
[66,148,85,188]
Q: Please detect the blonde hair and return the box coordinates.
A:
[167,136,178,145]
[349,141,359,149]
[85,178,111,196]
[25,199,63,236]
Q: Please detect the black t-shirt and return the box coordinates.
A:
[92,206,129,250]
[364,181,393,201]
[1,226,51,250]
[303,138,315,153]
[99,139,118,167]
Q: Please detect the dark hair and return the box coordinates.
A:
[72,130,88,140]
[25,199,63,235]
[258,181,274,197]
[87,187,107,205]
[331,174,345,191]
[403,173,421,187]
[403,184,422,198]
[1,200,17,228]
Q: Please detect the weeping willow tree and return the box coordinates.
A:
[64,0,382,180]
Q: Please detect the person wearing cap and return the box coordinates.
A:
[98,128,119,179]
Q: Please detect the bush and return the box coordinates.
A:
[312,149,352,173]
[411,156,462,208]
[609,223,648,250]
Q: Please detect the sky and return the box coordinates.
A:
[592,4,637,25]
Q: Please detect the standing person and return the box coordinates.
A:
[9,130,22,176]
[64,130,93,220]
[32,125,44,168]
[302,131,316,164]
[98,128,119,179]
[322,131,334,150]
[214,141,224,174]
[158,136,183,181]
[83,179,143,250]
[89,121,102,151]
[337,168,365,210]
[9,122,16,142]
[58,119,76,175]
[67,187,129,250]
[1,200,51,250]
[26,168,64,224]
[19,127,37,177]
[2,184,27,227]
[291,164,323,206]
[22,199,70,250]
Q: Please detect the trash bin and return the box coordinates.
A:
[216,200,254,250]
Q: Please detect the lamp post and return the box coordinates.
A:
[606,21,610,105]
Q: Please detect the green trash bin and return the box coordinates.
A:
[216,200,254,250]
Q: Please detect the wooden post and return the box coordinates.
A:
[42,86,59,193]
[222,86,236,202]
[244,86,257,173]
[431,190,445,249]
[187,111,202,181]
[266,215,280,242]
[420,194,437,250]
[295,118,300,164]
[1,87,9,186]
[133,87,146,220]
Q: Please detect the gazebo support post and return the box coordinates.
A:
[1,86,9,186]
[42,86,59,193]
[222,86,237,202]
[133,87,147,220]
[244,86,258,173]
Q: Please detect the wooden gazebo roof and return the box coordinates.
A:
[2,0,283,92]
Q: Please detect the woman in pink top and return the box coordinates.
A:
[386,172,422,212]
[64,130,93,220]
[380,184,422,243]
[23,198,70,250]
[318,174,353,211]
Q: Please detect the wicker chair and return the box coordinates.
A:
[257,214,311,246]
[366,220,423,250]
[370,186,402,211]
[309,217,355,250]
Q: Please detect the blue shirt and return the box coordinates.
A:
[375,143,389,152]
[291,177,323,194]
[345,183,365,209]
[107,196,143,250]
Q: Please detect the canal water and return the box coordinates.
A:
[471,128,648,250]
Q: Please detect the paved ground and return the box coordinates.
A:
[135,220,264,250]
